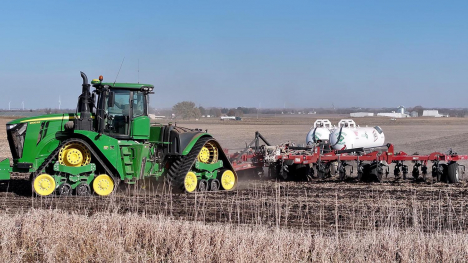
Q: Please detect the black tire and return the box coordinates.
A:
[317,163,327,180]
[57,183,72,196]
[357,164,364,181]
[360,164,374,182]
[294,164,308,181]
[374,165,384,182]
[279,168,288,181]
[268,164,277,179]
[338,164,346,181]
[438,164,448,182]
[447,162,459,183]
[277,164,288,181]
[198,179,208,192]
[76,183,91,196]
[209,179,220,191]
[307,165,315,181]
[412,166,420,180]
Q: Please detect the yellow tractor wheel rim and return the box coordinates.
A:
[93,174,114,196]
[58,142,91,167]
[198,147,210,163]
[33,174,56,196]
[66,149,83,165]
[221,170,236,190]
[184,171,198,193]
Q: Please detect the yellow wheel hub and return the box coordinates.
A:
[184,171,198,193]
[197,141,219,164]
[33,174,56,196]
[66,149,83,165]
[93,174,114,196]
[59,142,91,167]
[198,147,210,163]
[221,170,237,191]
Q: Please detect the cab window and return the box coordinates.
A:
[132,91,146,117]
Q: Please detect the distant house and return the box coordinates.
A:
[410,111,419,117]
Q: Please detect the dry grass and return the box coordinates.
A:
[0,208,467,262]
[1,184,468,262]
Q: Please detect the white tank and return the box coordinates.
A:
[306,119,334,145]
[329,119,385,150]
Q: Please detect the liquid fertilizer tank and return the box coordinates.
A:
[306,119,334,145]
[329,119,385,150]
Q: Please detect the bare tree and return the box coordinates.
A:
[172,101,201,120]
[210,108,222,117]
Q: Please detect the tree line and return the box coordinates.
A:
[170,101,468,120]
[172,101,248,120]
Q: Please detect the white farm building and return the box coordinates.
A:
[377,112,409,118]
[350,112,374,117]
[422,110,445,117]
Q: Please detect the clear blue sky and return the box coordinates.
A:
[1,1,467,110]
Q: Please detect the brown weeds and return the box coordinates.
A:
[0,209,467,262]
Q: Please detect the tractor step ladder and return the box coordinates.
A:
[120,147,135,176]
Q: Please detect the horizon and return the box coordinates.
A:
[1,105,466,111]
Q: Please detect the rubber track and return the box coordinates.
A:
[32,138,117,195]
[167,136,212,193]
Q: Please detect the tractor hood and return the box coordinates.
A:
[7,114,75,125]
[7,113,95,125]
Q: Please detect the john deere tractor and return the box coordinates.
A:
[0,72,237,196]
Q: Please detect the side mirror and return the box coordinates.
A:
[107,91,115,107]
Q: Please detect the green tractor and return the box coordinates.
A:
[0,72,237,196]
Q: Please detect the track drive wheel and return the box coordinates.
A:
[220,169,237,191]
[93,174,115,196]
[198,141,219,164]
[33,174,56,196]
[58,141,91,167]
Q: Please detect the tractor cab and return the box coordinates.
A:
[90,77,154,140]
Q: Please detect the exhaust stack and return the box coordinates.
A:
[74,71,93,131]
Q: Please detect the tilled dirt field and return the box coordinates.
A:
[1,176,467,232]
[0,115,468,231]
